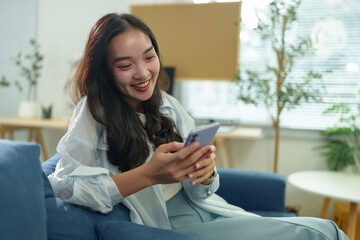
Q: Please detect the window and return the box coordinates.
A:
[184,0,360,130]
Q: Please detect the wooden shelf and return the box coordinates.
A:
[0,117,69,160]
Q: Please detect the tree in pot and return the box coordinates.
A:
[235,0,325,173]
[1,39,44,117]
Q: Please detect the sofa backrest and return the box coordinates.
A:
[0,140,47,240]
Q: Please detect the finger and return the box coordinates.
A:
[202,145,216,158]
[178,144,212,170]
[206,145,216,154]
[172,141,201,161]
[194,152,216,170]
[158,142,185,154]
[187,145,212,163]
[191,163,216,185]
[187,154,215,178]
[175,150,211,179]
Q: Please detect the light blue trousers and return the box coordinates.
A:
[166,189,349,240]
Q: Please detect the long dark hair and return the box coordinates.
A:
[71,13,183,171]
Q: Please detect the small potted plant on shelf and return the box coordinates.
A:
[315,94,360,174]
[1,39,44,118]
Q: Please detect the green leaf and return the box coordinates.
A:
[316,140,355,171]
[0,75,10,87]
[323,103,350,115]
[3,38,44,99]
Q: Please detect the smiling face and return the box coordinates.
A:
[107,27,160,113]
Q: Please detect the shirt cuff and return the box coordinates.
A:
[106,176,123,206]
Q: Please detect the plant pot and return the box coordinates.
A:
[18,101,38,118]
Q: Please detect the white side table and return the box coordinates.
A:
[288,170,360,240]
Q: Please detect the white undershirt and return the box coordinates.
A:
[137,113,182,201]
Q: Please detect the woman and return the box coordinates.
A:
[49,13,348,240]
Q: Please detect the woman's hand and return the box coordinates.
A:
[111,142,216,198]
[143,141,214,185]
[187,145,216,185]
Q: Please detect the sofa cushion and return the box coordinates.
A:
[41,156,131,240]
[41,153,58,199]
[42,152,60,176]
[95,220,199,240]
[45,197,131,240]
[0,140,47,240]
[42,171,55,198]
[217,168,286,212]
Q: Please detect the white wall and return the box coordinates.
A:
[1,0,351,219]
[0,0,37,116]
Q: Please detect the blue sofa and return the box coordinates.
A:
[0,140,294,240]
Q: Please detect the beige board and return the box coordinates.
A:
[130,2,241,81]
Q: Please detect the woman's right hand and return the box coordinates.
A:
[111,141,211,198]
[142,141,212,185]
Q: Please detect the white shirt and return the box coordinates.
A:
[137,112,182,201]
[49,91,255,230]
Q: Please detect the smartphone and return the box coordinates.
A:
[184,122,220,148]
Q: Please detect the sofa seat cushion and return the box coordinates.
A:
[95,220,199,240]
[0,140,46,240]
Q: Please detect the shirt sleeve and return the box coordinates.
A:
[182,175,220,200]
[48,97,122,214]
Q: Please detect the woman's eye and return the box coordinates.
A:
[118,64,131,69]
[146,55,155,61]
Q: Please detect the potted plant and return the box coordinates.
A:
[315,96,360,173]
[235,0,325,173]
[1,39,44,118]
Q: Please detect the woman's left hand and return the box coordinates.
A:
[187,145,216,185]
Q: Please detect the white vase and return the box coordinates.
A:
[18,101,38,118]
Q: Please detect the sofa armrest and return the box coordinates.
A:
[216,168,286,212]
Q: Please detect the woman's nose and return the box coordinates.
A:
[133,63,149,80]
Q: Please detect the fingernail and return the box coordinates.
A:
[188,173,193,178]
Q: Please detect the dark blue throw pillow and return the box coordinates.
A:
[42,152,60,176]
[0,140,47,240]
[95,220,199,240]
[45,197,131,240]
[41,155,131,240]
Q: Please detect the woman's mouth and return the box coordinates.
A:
[132,79,150,91]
